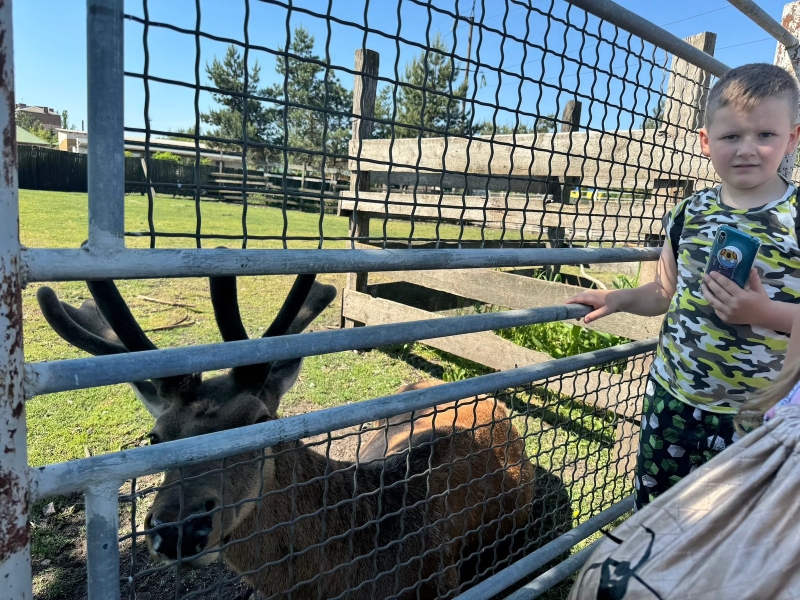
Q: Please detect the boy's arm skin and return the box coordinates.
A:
[565,240,678,322]
[567,241,800,334]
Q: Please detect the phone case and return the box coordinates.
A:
[704,225,761,289]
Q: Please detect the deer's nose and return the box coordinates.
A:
[145,500,216,560]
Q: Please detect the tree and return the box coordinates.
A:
[203,30,352,168]
[535,112,557,133]
[60,110,75,130]
[477,121,535,136]
[16,112,58,145]
[373,33,473,139]
[202,46,272,162]
[263,27,352,167]
[152,151,183,163]
[642,98,665,130]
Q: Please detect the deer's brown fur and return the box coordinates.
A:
[37,278,538,599]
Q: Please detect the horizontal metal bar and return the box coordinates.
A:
[30,338,656,499]
[27,304,593,396]
[457,495,633,600]
[726,0,800,49]
[565,0,730,78]
[21,246,662,283]
[506,538,603,600]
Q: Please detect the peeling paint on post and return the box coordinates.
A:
[775,2,800,179]
[0,0,32,598]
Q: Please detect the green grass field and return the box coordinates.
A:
[21,189,635,599]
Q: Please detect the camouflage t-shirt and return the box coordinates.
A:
[650,183,800,414]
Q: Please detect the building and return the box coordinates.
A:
[57,129,88,154]
[124,136,243,170]
[16,126,50,147]
[15,104,61,130]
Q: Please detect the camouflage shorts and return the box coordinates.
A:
[634,378,736,510]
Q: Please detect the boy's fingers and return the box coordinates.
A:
[584,305,612,323]
[703,273,734,301]
[748,269,764,292]
[701,282,723,309]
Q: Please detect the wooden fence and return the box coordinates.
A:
[18,145,88,192]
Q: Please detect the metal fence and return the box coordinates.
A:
[3,0,800,599]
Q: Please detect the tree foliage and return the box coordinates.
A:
[16,112,57,145]
[263,26,352,167]
[202,28,352,167]
[642,98,665,130]
[201,46,272,161]
[374,33,474,139]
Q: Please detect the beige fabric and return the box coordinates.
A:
[569,405,800,600]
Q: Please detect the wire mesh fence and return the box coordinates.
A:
[110,351,650,600]
[121,0,717,251]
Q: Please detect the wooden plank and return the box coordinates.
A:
[342,290,639,419]
[347,130,716,187]
[339,192,666,237]
[384,269,662,341]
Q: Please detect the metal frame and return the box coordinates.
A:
[6,1,800,599]
[0,1,30,597]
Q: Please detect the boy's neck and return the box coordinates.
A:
[719,174,789,210]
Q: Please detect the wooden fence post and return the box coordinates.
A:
[343,49,380,328]
[544,100,582,277]
[775,1,800,180]
[662,32,717,136]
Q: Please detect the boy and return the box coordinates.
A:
[567,63,800,509]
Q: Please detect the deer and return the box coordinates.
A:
[37,274,539,599]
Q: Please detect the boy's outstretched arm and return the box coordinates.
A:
[565,241,678,323]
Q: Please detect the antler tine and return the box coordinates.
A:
[37,287,128,356]
[209,276,250,342]
[263,274,317,338]
[229,274,317,386]
[87,280,158,352]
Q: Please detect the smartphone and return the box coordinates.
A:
[705,225,761,289]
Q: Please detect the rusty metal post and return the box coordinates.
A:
[775,2,800,180]
[0,0,32,597]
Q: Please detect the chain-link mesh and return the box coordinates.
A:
[115,351,651,599]
[122,0,716,250]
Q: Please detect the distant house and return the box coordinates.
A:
[16,126,50,147]
[57,129,88,154]
[15,104,61,130]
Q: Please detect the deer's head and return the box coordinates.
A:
[38,275,336,565]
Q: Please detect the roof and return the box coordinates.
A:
[16,126,50,146]
[17,105,57,115]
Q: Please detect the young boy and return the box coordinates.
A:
[567,63,800,509]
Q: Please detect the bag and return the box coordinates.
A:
[568,405,800,600]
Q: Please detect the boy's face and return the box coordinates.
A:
[699,97,800,192]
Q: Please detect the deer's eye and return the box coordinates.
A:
[148,432,161,445]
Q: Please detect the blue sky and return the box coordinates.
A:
[12,0,799,135]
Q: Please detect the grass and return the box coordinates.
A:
[21,189,637,599]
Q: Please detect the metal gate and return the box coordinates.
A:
[2,0,799,598]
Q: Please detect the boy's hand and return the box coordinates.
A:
[701,269,771,326]
[565,289,618,323]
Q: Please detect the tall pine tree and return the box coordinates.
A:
[202,46,272,162]
[374,33,473,139]
[263,27,352,167]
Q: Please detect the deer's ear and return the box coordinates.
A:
[260,358,303,416]
[129,381,172,418]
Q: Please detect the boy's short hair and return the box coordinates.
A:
[706,63,799,125]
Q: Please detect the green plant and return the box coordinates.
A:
[151,151,182,163]
[611,263,642,290]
